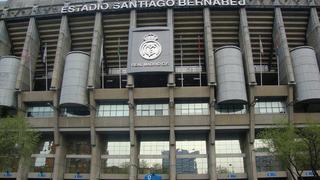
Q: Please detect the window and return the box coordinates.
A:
[30,136,55,173]
[30,157,54,173]
[216,140,242,154]
[175,103,209,115]
[66,136,91,154]
[96,104,129,117]
[106,141,130,155]
[0,157,19,172]
[26,104,54,118]
[140,141,169,155]
[176,137,208,174]
[102,159,130,174]
[255,98,286,114]
[136,104,168,116]
[216,139,245,174]
[215,104,247,115]
[254,139,283,172]
[216,157,245,173]
[101,135,130,174]
[256,156,283,172]
[65,158,90,173]
[60,107,90,117]
[139,140,169,175]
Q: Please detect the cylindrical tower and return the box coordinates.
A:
[0,56,20,107]
[215,46,247,104]
[290,46,320,102]
[59,51,90,107]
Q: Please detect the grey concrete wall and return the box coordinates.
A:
[0,20,11,56]
[87,12,103,88]
[15,17,40,91]
[51,15,71,90]
[273,8,295,85]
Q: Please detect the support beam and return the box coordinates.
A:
[52,135,66,180]
[15,17,40,91]
[129,8,137,180]
[167,8,177,180]
[88,12,103,89]
[204,7,217,180]
[0,20,11,56]
[50,15,71,90]
[203,8,216,86]
[273,7,295,85]
[307,7,320,66]
[239,8,257,85]
[89,90,100,180]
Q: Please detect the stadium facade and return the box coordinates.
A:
[0,0,320,179]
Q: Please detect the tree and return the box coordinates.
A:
[258,121,320,180]
[0,116,39,172]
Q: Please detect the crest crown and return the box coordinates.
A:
[144,33,158,41]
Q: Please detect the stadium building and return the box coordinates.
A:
[0,0,320,179]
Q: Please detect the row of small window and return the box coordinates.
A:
[26,101,286,118]
[33,139,244,155]
[24,157,245,175]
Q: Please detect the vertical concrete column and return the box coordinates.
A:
[242,131,256,180]
[128,8,137,180]
[239,8,257,180]
[167,8,177,180]
[52,135,66,180]
[50,15,71,90]
[51,14,70,180]
[203,7,217,180]
[0,20,11,56]
[16,93,27,180]
[239,8,257,85]
[88,11,103,89]
[203,8,216,86]
[89,90,100,180]
[89,10,103,180]
[273,5,295,123]
[273,6,295,85]
[15,17,40,91]
[307,7,320,66]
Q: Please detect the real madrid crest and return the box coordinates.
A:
[139,33,162,60]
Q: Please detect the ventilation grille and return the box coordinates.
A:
[174,10,205,69]
[211,10,239,49]
[69,15,95,54]
[6,19,29,57]
[35,17,60,78]
[282,10,308,49]
[137,10,167,27]
[247,10,275,69]
[103,11,130,71]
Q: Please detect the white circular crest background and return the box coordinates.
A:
[139,33,162,60]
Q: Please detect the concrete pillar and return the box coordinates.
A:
[0,20,11,56]
[52,135,66,180]
[51,14,70,180]
[50,15,71,90]
[167,8,177,180]
[239,8,257,180]
[307,7,320,67]
[89,90,101,180]
[128,8,137,180]
[15,17,40,91]
[203,8,217,180]
[87,11,103,89]
[239,8,257,85]
[273,6,295,85]
[203,8,216,86]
